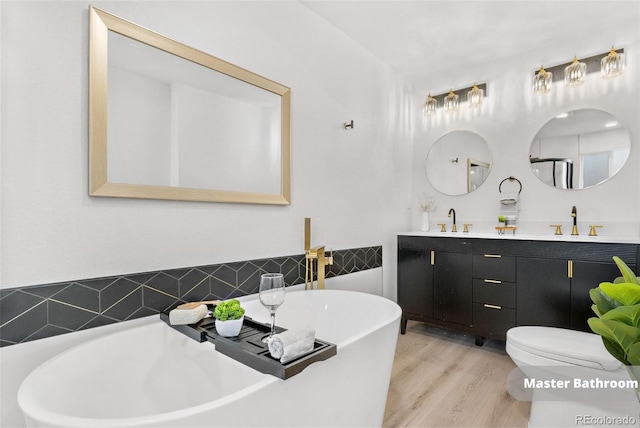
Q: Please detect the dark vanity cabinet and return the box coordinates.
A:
[397,234,639,342]
[433,252,472,326]
[570,261,625,332]
[516,257,571,328]
[472,254,517,340]
[397,247,434,324]
[515,241,637,332]
[517,256,633,332]
[397,238,473,334]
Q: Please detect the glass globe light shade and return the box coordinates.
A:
[467,84,483,108]
[601,47,625,78]
[424,94,437,115]
[533,65,552,94]
[443,90,459,113]
[564,56,586,86]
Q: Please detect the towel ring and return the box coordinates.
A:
[499,176,522,194]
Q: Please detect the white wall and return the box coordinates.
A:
[4,1,637,307]
[411,40,640,237]
[0,1,414,301]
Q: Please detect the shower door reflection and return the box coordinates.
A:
[467,159,490,192]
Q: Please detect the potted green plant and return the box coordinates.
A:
[588,256,640,398]
[213,299,245,337]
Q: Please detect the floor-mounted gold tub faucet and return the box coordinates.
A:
[304,218,333,290]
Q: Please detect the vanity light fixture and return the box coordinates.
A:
[601,46,625,77]
[564,56,586,86]
[532,47,625,95]
[467,84,483,107]
[424,93,437,116]
[424,83,487,115]
[533,65,552,94]
[443,89,459,113]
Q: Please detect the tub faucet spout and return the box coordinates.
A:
[448,208,457,232]
[571,206,578,235]
[304,218,333,289]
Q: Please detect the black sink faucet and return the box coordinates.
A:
[448,208,457,232]
[571,206,578,235]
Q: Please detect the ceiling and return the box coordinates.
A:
[299,1,640,92]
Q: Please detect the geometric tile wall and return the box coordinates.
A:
[0,246,382,347]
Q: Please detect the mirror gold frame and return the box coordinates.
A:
[89,6,291,204]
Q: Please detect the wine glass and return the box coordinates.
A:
[259,273,285,342]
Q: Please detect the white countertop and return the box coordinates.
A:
[398,230,640,244]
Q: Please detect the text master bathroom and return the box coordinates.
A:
[1,1,639,427]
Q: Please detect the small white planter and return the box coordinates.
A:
[215,316,244,337]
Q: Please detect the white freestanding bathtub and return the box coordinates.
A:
[18,289,401,427]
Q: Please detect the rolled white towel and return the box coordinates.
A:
[267,328,316,364]
[500,193,519,205]
[169,304,208,325]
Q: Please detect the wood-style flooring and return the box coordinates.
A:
[383,321,531,427]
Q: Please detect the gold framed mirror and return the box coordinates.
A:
[89,6,291,204]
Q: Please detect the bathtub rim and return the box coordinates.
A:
[17,320,279,427]
[238,289,402,349]
[18,289,401,427]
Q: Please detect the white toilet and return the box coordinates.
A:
[506,326,640,427]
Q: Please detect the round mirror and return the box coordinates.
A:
[425,131,492,195]
[529,109,631,190]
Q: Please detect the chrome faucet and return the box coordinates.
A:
[448,208,457,232]
[304,218,333,289]
[571,206,579,235]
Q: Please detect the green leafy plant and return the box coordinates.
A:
[497,215,506,224]
[213,299,245,321]
[588,256,640,366]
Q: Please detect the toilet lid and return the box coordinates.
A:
[507,326,621,371]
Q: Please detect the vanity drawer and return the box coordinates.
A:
[473,254,515,282]
[472,302,516,337]
[472,278,516,308]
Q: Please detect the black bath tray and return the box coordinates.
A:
[159,312,336,379]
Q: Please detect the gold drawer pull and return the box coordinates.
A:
[484,304,502,310]
[484,279,502,284]
[483,254,501,258]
